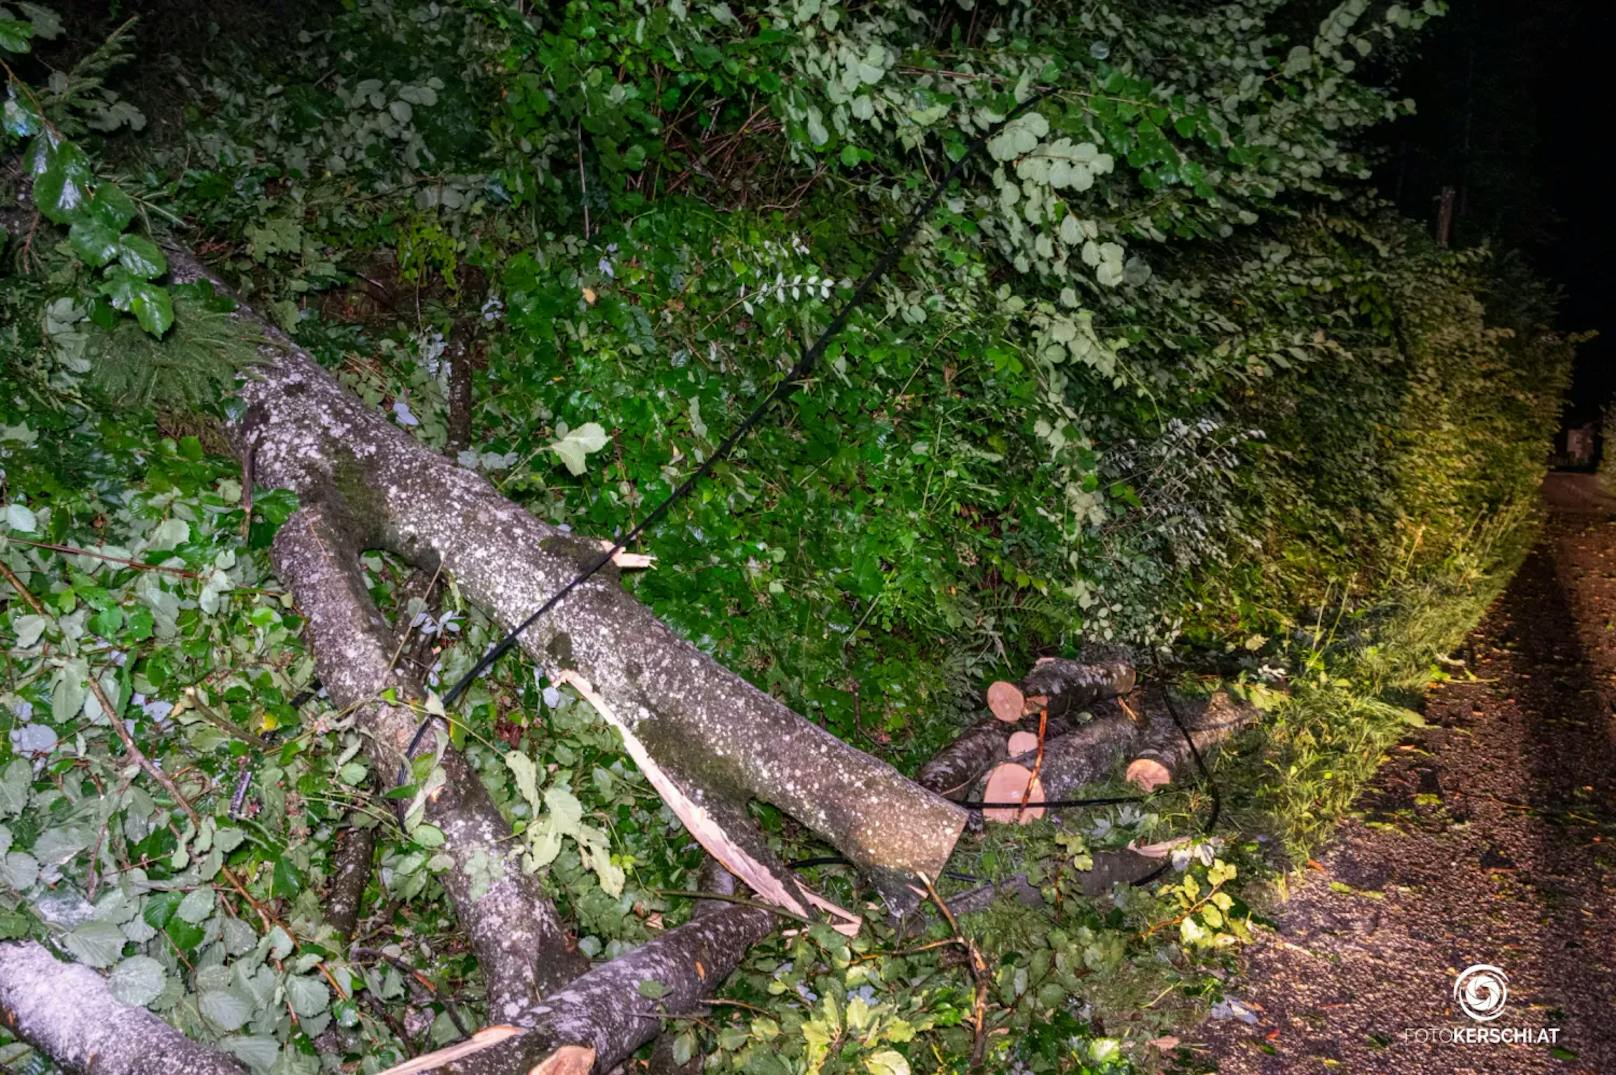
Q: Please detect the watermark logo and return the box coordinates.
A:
[1401,962,1560,1047]
[1453,964,1509,1022]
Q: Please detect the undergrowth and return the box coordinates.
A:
[0,1,1578,1073]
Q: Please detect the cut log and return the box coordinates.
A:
[1124,691,1256,791]
[1006,730,1039,756]
[916,711,1086,800]
[979,762,1045,823]
[986,680,1024,723]
[999,698,1146,801]
[985,655,1136,723]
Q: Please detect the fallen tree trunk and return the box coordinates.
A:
[0,223,965,1075]
[167,248,965,919]
[1125,691,1257,791]
[271,500,587,1011]
[0,942,245,1075]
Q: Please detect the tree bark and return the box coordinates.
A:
[389,896,779,1075]
[171,247,967,926]
[326,820,377,940]
[649,859,737,1075]
[915,711,1085,800]
[1124,691,1256,791]
[0,942,245,1075]
[986,655,1136,723]
[270,501,587,1014]
[444,325,478,456]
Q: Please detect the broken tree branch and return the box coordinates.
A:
[269,503,585,1012]
[0,942,245,1075]
[405,897,780,1075]
[326,819,377,940]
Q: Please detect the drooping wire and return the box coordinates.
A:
[397,86,1062,778]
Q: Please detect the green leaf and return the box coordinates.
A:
[220,1036,280,1072]
[0,851,38,890]
[548,422,610,476]
[271,855,303,899]
[132,284,174,335]
[103,269,175,336]
[87,183,136,231]
[17,3,64,41]
[142,890,183,929]
[117,234,168,279]
[68,217,121,267]
[543,786,584,834]
[0,18,34,53]
[28,136,92,224]
[505,752,541,808]
[864,1050,911,1075]
[285,975,330,1018]
[107,955,167,1006]
[3,92,40,138]
[4,503,37,532]
[166,916,205,951]
[12,614,46,648]
[199,988,254,1031]
[636,978,667,999]
[62,920,126,968]
[176,886,216,924]
[0,760,30,817]
[266,925,294,960]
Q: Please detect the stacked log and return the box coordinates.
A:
[917,651,1139,802]
[918,653,1259,826]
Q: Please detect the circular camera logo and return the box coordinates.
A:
[1453,964,1509,1022]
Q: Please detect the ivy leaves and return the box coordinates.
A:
[31,136,174,334]
[4,30,173,336]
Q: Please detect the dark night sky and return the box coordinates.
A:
[1385,0,1613,428]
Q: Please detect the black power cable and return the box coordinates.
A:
[397,85,1061,776]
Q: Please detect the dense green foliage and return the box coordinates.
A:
[0,0,1574,1072]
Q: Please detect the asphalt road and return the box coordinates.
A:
[1200,473,1616,1074]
